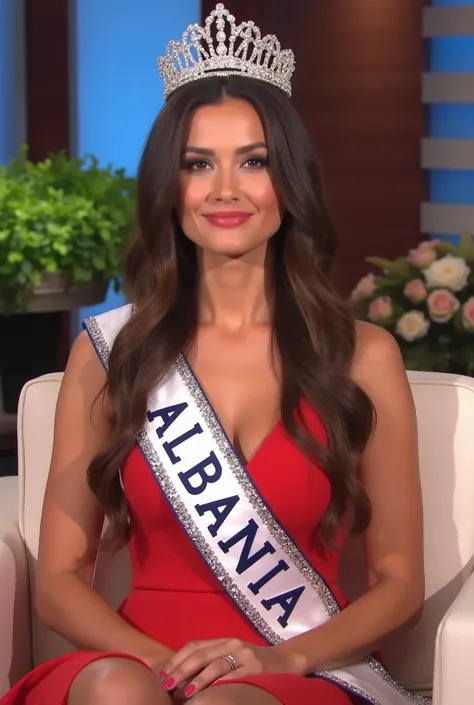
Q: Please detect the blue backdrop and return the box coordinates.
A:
[0,0,24,165]
[70,0,199,324]
[428,0,474,241]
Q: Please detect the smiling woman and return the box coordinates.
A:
[1,5,427,705]
[178,99,282,260]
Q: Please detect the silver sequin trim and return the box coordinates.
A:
[81,319,431,705]
[82,317,282,643]
[175,353,432,705]
[137,429,282,646]
[83,316,110,370]
[318,672,379,705]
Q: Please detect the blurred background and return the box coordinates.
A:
[1,0,473,477]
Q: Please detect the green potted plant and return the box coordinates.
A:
[351,233,474,375]
[0,151,135,412]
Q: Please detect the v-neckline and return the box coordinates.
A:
[179,354,281,468]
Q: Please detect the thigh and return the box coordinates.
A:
[193,674,356,705]
[191,683,281,705]
[67,656,172,705]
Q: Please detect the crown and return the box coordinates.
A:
[158,3,295,101]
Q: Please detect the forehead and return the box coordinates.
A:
[184,97,266,147]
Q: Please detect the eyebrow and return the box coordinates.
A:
[182,141,268,156]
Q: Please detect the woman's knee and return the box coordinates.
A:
[191,683,281,705]
[67,657,172,705]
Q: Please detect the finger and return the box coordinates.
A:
[160,640,225,681]
[165,641,241,690]
[169,678,194,704]
[213,665,250,683]
[181,658,238,697]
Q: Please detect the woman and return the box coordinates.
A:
[1,4,430,705]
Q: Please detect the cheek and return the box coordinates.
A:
[178,178,209,221]
[250,175,279,209]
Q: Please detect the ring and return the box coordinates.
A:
[220,654,237,672]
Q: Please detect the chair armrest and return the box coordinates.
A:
[433,569,474,705]
[0,476,32,696]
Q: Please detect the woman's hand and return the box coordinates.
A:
[159,638,305,699]
[141,645,175,676]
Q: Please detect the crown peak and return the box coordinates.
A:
[158,3,295,101]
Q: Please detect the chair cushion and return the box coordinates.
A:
[18,371,474,691]
[340,372,474,691]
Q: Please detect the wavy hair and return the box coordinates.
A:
[88,75,375,547]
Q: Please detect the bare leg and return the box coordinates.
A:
[67,657,173,705]
[191,684,282,705]
[190,680,356,705]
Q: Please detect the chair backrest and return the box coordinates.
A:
[18,371,474,691]
[17,374,131,667]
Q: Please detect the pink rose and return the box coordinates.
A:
[418,239,442,250]
[350,273,376,301]
[462,297,474,331]
[404,279,427,303]
[407,245,437,268]
[368,296,393,322]
[426,289,460,323]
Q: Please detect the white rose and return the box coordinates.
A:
[396,311,430,342]
[424,254,470,292]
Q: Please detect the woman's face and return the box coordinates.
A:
[178,97,282,259]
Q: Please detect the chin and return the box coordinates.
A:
[200,234,266,259]
[207,245,258,260]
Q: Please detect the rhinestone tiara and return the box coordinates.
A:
[158,3,295,101]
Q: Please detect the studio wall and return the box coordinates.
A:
[70,0,200,324]
[15,1,430,306]
[202,0,429,295]
[0,0,25,165]
[422,0,474,243]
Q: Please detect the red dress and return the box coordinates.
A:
[1,402,358,704]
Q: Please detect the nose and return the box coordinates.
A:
[209,164,239,203]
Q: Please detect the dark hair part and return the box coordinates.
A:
[88,75,374,547]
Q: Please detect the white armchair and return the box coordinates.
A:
[0,372,473,703]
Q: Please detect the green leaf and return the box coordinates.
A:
[7,251,23,263]
[458,231,474,261]
[366,257,413,280]
[0,148,135,311]
[92,256,106,270]
[434,241,459,256]
[365,256,396,271]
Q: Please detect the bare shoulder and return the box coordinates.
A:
[354,320,402,367]
[63,329,107,390]
[68,328,104,366]
[352,321,410,399]
[57,329,110,435]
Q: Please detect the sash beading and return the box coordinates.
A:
[83,306,432,705]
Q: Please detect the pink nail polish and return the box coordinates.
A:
[163,677,175,690]
[158,670,168,679]
[185,684,197,698]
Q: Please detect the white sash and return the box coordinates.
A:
[84,307,431,705]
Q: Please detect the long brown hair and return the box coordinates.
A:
[88,75,374,547]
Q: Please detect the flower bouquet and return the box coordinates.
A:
[351,233,474,375]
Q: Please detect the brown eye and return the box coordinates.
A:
[243,156,268,169]
[193,160,210,171]
[181,159,211,171]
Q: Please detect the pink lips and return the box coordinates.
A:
[203,211,252,228]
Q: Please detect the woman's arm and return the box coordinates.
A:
[35,331,173,669]
[277,322,425,673]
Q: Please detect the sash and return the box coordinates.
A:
[84,307,431,705]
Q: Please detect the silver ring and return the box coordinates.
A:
[220,654,237,672]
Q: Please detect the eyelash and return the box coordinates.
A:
[181,156,269,172]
